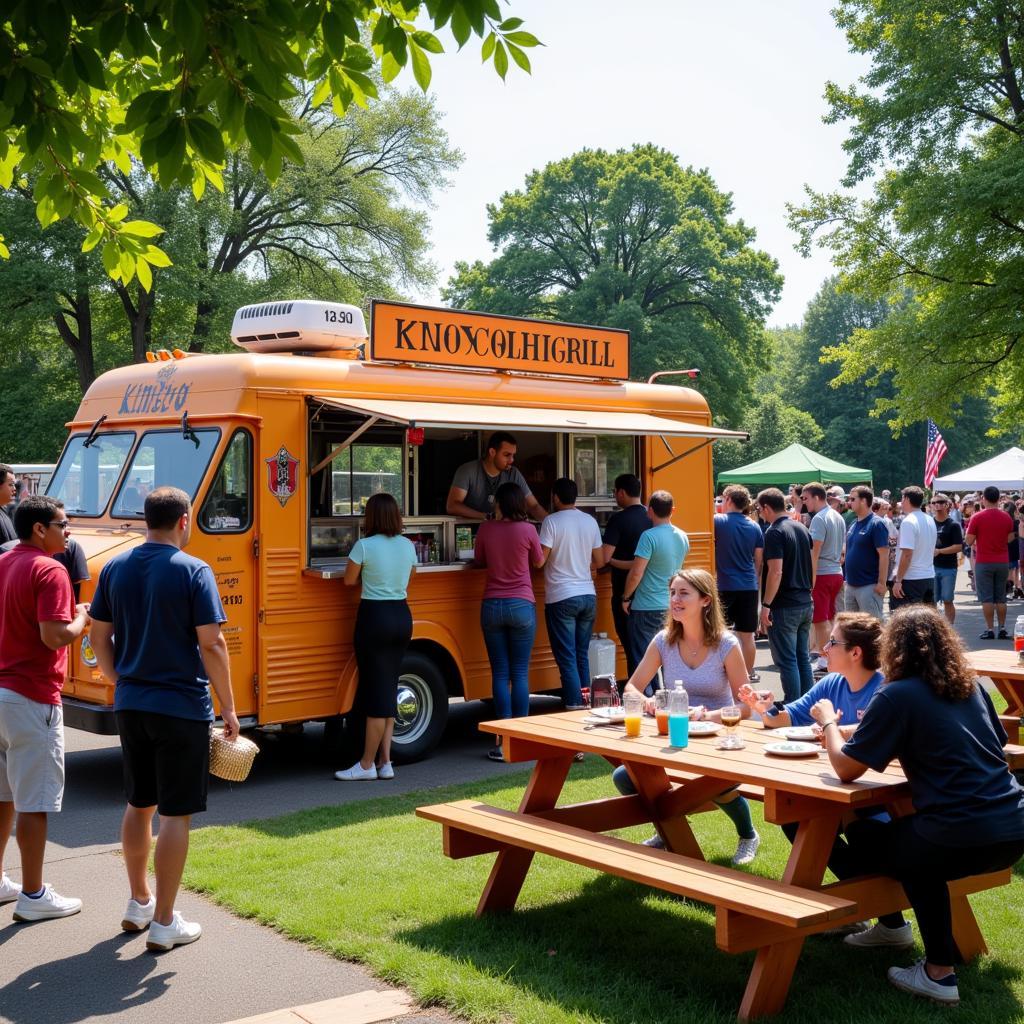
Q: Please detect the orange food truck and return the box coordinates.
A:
[49,299,746,761]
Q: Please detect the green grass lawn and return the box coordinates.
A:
[184,756,1024,1024]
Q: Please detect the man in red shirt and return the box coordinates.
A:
[965,485,1017,640]
[0,495,90,921]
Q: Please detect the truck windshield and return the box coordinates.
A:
[112,428,221,517]
[48,433,136,516]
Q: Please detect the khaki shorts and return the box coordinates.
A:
[0,688,65,812]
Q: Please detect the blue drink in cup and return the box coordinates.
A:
[668,685,689,748]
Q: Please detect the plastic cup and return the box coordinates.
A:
[654,690,669,735]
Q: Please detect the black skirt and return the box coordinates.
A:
[354,599,413,717]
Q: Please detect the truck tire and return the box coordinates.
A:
[391,651,449,764]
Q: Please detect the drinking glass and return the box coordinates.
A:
[654,690,669,736]
[717,704,744,749]
[623,692,643,738]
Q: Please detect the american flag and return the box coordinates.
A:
[924,419,948,488]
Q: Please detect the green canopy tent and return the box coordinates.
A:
[717,442,872,486]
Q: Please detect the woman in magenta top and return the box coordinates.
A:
[474,483,545,760]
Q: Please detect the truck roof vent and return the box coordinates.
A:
[230,300,367,353]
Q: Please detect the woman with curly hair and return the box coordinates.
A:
[810,605,1024,1006]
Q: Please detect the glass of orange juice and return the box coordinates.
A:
[623,692,643,737]
[654,690,669,736]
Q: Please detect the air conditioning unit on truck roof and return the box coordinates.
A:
[231,300,367,353]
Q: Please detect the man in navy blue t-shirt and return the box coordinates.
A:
[90,486,239,952]
[843,485,890,619]
[713,485,764,678]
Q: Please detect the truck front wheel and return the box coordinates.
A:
[391,651,449,764]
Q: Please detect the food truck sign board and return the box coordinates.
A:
[370,300,629,381]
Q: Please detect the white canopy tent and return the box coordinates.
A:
[932,447,1024,491]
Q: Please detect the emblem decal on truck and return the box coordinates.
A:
[80,634,97,668]
[265,445,299,507]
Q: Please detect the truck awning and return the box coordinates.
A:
[310,396,748,441]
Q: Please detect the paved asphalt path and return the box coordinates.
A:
[0,567,1015,1024]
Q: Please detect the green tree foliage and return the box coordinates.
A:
[0,0,537,285]
[443,145,783,424]
[0,89,458,401]
[788,0,1024,433]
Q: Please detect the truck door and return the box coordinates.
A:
[197,427,259,717]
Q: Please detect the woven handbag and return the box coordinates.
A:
[209,728,259,782]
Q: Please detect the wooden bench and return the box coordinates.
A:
[1005,742,1024,771]
[417,799,855,929]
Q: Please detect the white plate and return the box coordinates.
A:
[687,721,721,736]
[781,726,818,742]
[588,706,625,720]
[764,741,821,758]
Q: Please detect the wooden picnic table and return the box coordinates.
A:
[965,647,1024,743]
[418,711,1012,1020]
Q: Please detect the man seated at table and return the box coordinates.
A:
[446,431,547,522]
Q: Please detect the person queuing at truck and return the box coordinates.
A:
[0,464,17,544]
[810,606,1024,1006]
[446,431,548,522]
[539,478,605,710]
[621,490,690,695]
[738,612,884,736]
[964,485,1015,639]
[757,488,814,702]
[473,483,546,762]
[89,486,239,950]
[1,499,90,600]
[600,474,650,677]
[931,493,963,626]
[0,495,90,922]
[713,485,764,682]
[803,482,847,675]
[336,492,417,782]
[614,569,760,866]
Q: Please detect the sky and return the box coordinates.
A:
[413,0,871,327]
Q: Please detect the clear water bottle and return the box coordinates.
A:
[668,685,689,748]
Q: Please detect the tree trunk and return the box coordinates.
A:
[53,254,96,394]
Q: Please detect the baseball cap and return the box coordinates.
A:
[827,485,847,500]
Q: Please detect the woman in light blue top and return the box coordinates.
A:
[613,568,760,866]
[335,493,416,782]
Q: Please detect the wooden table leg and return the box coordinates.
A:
[737,814,839,1021]
[475,754,573,916]
[992,677,1023,743]
[949,888,988,960]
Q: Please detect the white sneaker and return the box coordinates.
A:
[732,832,761,866]
[376,761,395,780]
[146,910,202,951]
[121,896,156,932]
[0,873,22,905]
[887,959,959,1005]
[334,762,378,781]
[814,658,829,674]
[844,921,914,949]
[641,834,666,849]
[13,884,82,922]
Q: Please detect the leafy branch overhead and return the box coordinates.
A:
[0,0,538,288]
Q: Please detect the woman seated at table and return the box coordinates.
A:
[810,605,1024,1006]
[737,612,884,737]
[612,568,760,866]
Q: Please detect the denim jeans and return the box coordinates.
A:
[481,598,537,719]
[544,594,597,706]
[767,603,814,703]
[626,609,665,695]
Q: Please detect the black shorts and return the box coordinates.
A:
[116,710,210,816]
[718,589,759,633]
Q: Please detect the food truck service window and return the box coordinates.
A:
[570,434,635,498]
[112,428,221,517]
[200,429,253,533]
[48,432,136,517]
[329,442,404,515]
